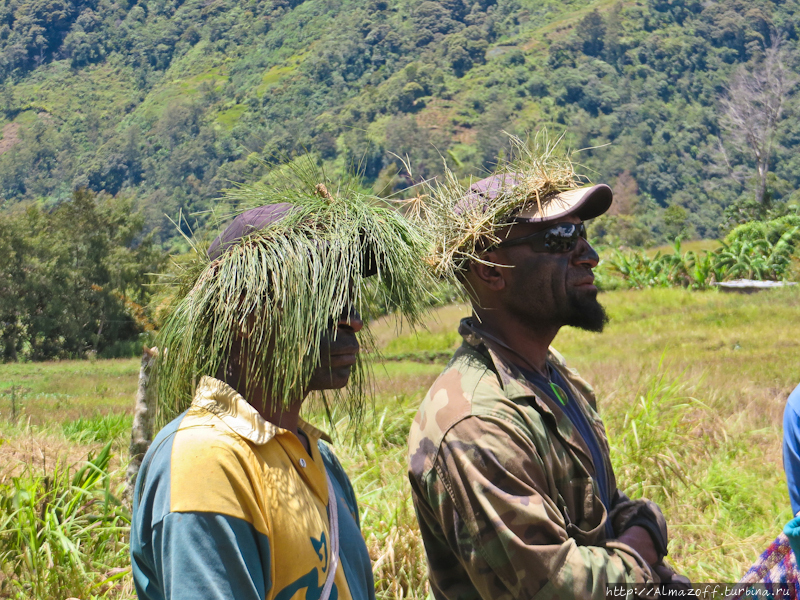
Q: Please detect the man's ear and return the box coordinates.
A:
[468,252,507,292]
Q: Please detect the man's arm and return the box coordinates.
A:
[617,526,659,565]
[609,475,691,591]
[144,512,271,600]
[414,415,656,600]
[609,491,668,562]
[131,425,272,600]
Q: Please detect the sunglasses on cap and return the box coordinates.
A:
[496,222,587,253]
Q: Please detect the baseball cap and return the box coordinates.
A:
[207,203,379,275]
[464,173,613,223]
[207,203,295,260]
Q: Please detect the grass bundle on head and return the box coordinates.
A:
[155,165,434,432]
[408,131,586,281]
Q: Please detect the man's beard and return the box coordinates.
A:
[565,294,608,332]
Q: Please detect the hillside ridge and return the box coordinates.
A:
[1,0,798,245]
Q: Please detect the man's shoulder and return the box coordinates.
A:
[788,383,800,414]
[141,407,258,500]
[153,405,253,467]
[140,408,234,480]
[407,345,532,480]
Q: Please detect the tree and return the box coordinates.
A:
[0,190,166,361]
[578,9,605,57]
[720,39,796,211]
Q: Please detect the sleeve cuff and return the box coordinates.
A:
[625,515,668,560]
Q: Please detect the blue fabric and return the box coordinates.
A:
[131,412,273,600]
[785,516,800,560]
[785,384,800,516]
[521,366,614,538]
[158,513,270,600]
[131,412,181,599]
[318,443,375,600]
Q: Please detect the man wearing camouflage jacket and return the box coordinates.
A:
[408,174,690,599]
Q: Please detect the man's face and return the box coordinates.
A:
[489,215,607,332]
[306,306,364,391]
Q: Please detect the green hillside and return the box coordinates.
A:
[1,0,799,244]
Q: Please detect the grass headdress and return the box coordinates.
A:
[407,132,605,281]
[155,167,434,429]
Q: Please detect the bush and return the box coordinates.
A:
[607,228,799,290]
[726,215,800,246]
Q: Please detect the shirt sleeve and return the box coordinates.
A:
[146,511,271,600]
[414,414,655,600]
[131,417,273,600]
[609,490,669,560]
[784,390,800,516]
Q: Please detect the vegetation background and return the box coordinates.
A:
[2,0,800,595]
[4,0,800,358]
[0,288,797,598]
[3,0,800,245]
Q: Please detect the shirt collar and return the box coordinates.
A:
[192,376,333,446]
[458,317,595,466]
[458,317,553,402]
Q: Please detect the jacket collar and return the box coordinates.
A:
[458,318,558,407]
[192,376,333,446]
[457,318,595,469]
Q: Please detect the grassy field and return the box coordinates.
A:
[0,287,798,598]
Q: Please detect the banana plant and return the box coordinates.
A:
[765,227,798,279]
[608,229,799,289]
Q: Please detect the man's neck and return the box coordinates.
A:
[248,390,311,454]
[220,371,310,453]
[270,407,311,454]
[471,310,559,376]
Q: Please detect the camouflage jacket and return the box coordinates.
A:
[407,318,668,600]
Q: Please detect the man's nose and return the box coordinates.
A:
[573,238,599,268]
[337,308,363,333]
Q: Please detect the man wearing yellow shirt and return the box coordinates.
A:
[131,181,431,600]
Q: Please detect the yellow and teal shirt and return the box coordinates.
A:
[131,376,375,600]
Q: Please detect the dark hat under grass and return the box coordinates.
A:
[155,177,434,431]
[407,132,613,281]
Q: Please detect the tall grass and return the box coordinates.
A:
[609,368,701,503]
[316,399,430,600]
[0,441,132,599]
[62,413,133,445]
[606,368,791,581]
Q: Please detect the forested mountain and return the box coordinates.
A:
[1,0,799,245]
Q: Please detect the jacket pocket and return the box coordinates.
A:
[562,477,607,545]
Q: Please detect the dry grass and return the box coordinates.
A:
[556,287,800,422]
[405,132,584,281]
[0,428,105,481]
[0,286,798,595]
